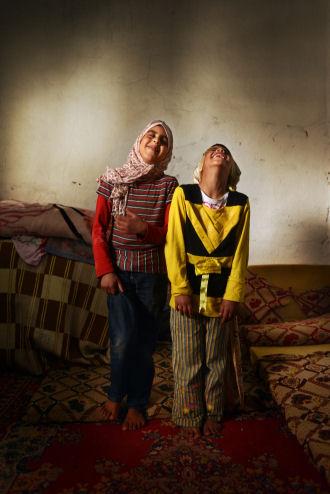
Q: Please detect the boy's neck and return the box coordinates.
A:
[199,171,228,199]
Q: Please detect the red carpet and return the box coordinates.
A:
[1,371,329,493]
[2,415,329,493]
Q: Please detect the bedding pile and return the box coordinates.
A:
[0,199,94,265]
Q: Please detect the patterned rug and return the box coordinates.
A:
[1,343,329,492]
[21,342,174,424]
[1,415,328,493]
[21,341,274,425]
[0,372,41,439]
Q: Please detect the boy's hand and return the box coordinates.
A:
[115,209,147,236]
[100,273,125,295]
[175,295,193,317]
[219,299,239,323]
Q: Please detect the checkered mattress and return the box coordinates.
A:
[0,239,109,375]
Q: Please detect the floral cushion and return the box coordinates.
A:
[240,270,296,324]
[294,287,330,317]
[241,313,330,347]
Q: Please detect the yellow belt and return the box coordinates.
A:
[195,259,222,313]
[186,254,232,314]
[199,274,209,313]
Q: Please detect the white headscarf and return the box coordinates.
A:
[193,144,241,191]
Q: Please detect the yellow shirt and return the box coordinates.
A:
[165,185,250,317]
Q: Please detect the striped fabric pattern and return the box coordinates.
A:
[98,175,177,273]
[170,309,231,427]
[114,247,166,273]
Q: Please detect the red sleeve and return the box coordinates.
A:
[138,203,171,244]
[92,195,115,278]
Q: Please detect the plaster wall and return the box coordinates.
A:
[0,0,329,264]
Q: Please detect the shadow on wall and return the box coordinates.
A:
[281,221,329,264]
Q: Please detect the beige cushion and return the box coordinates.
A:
[241,313,330,348]
[248,265,330,291]
[249,343,330,364]
[294,287,330,317]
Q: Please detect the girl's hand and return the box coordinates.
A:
[175,295,193,317]
[219,299,239,323]
[100,273,125,295]
[115,209,147,236]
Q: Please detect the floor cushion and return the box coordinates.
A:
[253,348,330,483]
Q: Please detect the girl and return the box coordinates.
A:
[92,120,178,430]
[165,143,250,438]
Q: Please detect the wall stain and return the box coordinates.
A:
[286,124,309,137]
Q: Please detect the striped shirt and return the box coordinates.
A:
[93,175,178,276]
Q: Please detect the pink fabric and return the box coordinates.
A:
[97,120,173,215]
[12,235,46,266]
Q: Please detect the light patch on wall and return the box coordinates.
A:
[2,61,127,206]
[7,74,114,170]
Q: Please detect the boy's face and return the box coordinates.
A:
[202,144,232,180]
[200,144,233,187]
[204,145,231,165]
[139,125,169,164]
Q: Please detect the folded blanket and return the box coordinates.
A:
[0,200,94,244]
[45,237,94,264]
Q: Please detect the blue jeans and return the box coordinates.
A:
[107,270,168,411]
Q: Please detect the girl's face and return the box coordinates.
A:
[139,125,169,164]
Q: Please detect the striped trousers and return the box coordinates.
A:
[170,308,231,428]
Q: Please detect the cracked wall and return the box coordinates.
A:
[0,0,329,264]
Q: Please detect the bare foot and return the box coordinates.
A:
[101,400,121,421]
[122,408,146,431]
[203,418,222,436]
[182,426,202,440]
